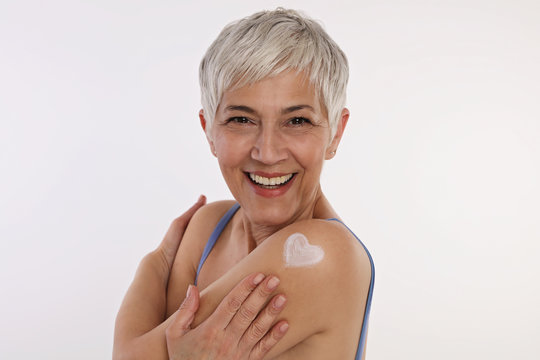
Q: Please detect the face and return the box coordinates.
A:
[201,71,347,226]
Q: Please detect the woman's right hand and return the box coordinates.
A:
[166,273,289,360]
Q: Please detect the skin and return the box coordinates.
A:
[206,71,341,240]
[113,197,289,360]
[283,232,325,268]
[166,273,291,360]
[166,71,373,359]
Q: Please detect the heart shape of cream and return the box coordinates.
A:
[283,233,325,268]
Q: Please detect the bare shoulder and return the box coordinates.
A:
[178,199,237,262]
[266,219,372,358]
[268,219,372,324]
[196,218,372,359]
[187,199,237,227]
[177,200,237,248]
[279,218,372,277]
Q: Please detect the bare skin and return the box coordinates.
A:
[163,72,372,359]
[166,194,372,359]
[113,197,289,360]
[166,273,290,360]
[115,71,373,359]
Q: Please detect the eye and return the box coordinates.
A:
[288,117,312,126]
[226,116,251,124]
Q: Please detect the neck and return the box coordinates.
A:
[239,186,329,249]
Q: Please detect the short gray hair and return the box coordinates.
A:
[199,8,348,139]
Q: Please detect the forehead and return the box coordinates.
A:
[218,71,323,113]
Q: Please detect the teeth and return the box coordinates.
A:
[249,173,293,186]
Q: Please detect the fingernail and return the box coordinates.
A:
[267,276,280,290]
[253,273,265,285]
[198,195,206,203]
[273,295,286,309]
[185,284,192,299]
[279,323,289,333]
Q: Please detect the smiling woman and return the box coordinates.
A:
[204,71,345,227]
[114,8,374,360]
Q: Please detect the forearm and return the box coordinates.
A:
[114,250,171,358]
[119,319,172,360]
[113,196,206,359]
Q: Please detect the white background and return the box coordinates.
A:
[1,0,539,359]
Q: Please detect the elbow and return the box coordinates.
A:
[112,339,144,360]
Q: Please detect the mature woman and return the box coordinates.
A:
[114,8,374,360]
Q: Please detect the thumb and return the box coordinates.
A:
[169,285,200,337]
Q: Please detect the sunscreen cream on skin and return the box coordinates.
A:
[283,233,324,268]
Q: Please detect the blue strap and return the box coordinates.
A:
[327,218,375,360]
[194,203,241,286]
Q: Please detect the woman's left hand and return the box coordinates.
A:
[165,273,289,360]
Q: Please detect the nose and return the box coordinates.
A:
[251,126,288,165]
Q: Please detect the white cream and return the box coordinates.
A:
[283,233,324,268]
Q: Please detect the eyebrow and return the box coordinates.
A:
[225,105,258,114]
[224,104,315,115]
[281,105,315,114]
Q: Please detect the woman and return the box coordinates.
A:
[114,8,374,360]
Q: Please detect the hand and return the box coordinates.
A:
[166,273,289,360]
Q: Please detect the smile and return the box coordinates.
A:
[247,173,295,188]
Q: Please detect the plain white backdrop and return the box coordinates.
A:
[1,0,539,359]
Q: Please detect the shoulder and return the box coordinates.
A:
[219,217,371,297]
[272,218,372,283]
[168,200,236,237]
[188,199,237,225]
[256,220,372,357]
[194,217,372,358]
[176,199,238,256]
[245,218,371,322]
[271,220,372,356]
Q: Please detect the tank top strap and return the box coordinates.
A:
[194,203,241,286]
[326,218,375,360]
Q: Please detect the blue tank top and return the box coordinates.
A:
[195,203,375,360]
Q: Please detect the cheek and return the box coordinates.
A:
[214,133,252,166]
[288,138,327,168]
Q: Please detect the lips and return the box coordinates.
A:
[244,172,297,197]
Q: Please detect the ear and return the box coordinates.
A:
[199,109,217,157]
[325,108,349,160]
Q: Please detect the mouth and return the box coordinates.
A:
[245,172,296,189]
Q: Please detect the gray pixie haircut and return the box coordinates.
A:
[199,8,348,139]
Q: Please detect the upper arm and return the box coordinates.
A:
[166,201,236,316]
[191,220,372,359]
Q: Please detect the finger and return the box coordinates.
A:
[166,285,200,339]
[249,320,289,360]
[209,273,267,329]
[238,293,287,352]
[225,276,281,336]
[159,195,207,267]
